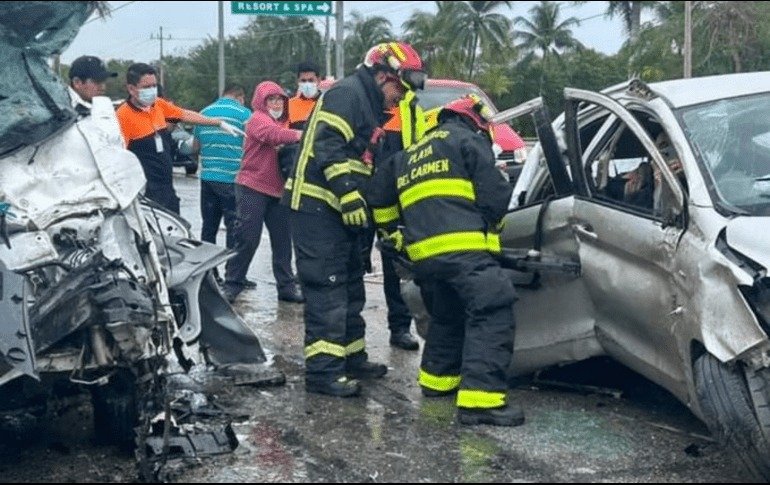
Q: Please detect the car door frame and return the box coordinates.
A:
[496,98,603,376]
[561,87,691,398]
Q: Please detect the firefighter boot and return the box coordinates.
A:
[457,404,525,427]
[347,361,388,379]
[306,376,361,397]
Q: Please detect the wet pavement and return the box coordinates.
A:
[0,170,755,482]
[169,173,750,483]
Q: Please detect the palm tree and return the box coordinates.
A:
[402,2,468,77]
[343,11,394,75]
[573,1,656,45]
[515,1,582,91]
[442,1,513,79]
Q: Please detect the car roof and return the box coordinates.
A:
[603,71,770,109]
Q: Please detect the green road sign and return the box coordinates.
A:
[231,1,333,16]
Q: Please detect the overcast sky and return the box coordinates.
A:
[61,1,633,65]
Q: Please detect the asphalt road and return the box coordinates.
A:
[0,170,755,482]
[169,173,751,483]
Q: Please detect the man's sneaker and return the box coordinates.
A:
[390,331,419,351]
[421,387,457,398]
[457,404,525,427]
[306,376,361,397]
[347,361,387,380]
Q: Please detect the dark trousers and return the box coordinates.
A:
[291,211,368,384]
[224,185,295,291]
[381,252,413,334]
[146,182,180,215]
[420,256,516,400]
[200,180,237,249]
[362,230,413,335]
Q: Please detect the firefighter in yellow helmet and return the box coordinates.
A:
[282,41,427,397]
[367,94,524,426]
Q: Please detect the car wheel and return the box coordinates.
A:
[694,353,770,481]
[90,369,138,450]
[185,161,198,176]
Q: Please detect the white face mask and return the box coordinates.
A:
[269,109,283,120]
[491,142,503,158]
[137,86,157,106]
[298,82,318,98]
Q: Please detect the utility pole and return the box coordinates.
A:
[218,1,225,96]
[150,26,172,88]
[684,1,692,79]
[335,1,344,79]
[324,16,332,79]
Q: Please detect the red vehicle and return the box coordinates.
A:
[318,78,528,173]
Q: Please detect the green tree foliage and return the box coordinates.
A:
[159,15,323,110]
[62,0,770,130]
[343,11,394,76]
[515,1,582,92]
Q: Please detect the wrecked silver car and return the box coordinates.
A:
[0,2,271,469]
[401,74,770,479]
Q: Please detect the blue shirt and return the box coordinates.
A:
[194,97,251,183]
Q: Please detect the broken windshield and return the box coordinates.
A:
[680,93,770,216]
[0,2,94,156]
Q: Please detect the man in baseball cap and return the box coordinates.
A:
[68,55,117,115]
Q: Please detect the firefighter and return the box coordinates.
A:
[282,42,427,397]
[367,94,525,426]
[361,84,427,351]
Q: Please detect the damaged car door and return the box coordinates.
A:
[561,88,689,398]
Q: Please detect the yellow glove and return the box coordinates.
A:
[387,229,404,252]
[340,190,369,227]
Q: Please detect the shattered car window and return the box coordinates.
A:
[681,95,770,215]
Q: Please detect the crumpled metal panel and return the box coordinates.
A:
[0,260,36,384]
[0,3,93,156]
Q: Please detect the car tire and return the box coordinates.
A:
[694,352,770,481]
[90,369,138,450]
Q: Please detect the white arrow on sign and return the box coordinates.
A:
[317,3,330,12]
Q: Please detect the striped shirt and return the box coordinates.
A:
[194,97,251,183]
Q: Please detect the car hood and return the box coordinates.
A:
[725,216,770,269]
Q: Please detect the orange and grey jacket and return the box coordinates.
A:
[282,66,387,218]
[367,116,512,275]
[287,94,319,130]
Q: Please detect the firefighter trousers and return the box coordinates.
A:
[419,256,517,408]
[291,211,370,384]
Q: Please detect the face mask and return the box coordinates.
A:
[137,86,157,106]
[298,82,318,98]
[269,109,283,120]
[492,142,503,158]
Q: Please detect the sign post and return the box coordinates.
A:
[231,1,333,16]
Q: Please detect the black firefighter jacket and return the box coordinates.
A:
[282,66,387,218]
[367,117,513,277]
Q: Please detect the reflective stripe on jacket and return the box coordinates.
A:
[282,67,385,217]
[367,117,512,266]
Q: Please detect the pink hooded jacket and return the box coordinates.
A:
[236,81,302,197]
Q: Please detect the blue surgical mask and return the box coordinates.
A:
[137,86,158,106]
[269,109,283,120]
[298,82,318,98]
